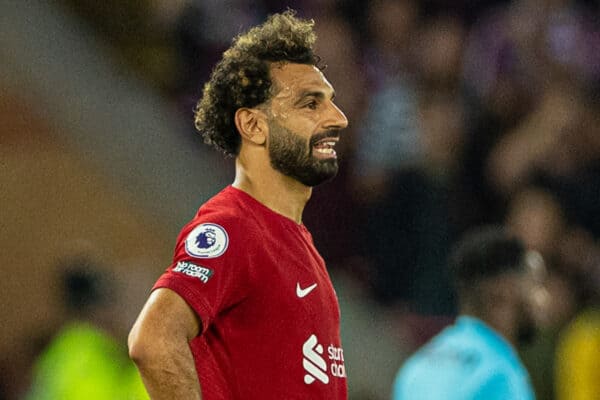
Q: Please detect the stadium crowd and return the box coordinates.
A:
[7,0,600,399]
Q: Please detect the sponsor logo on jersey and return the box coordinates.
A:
[173,261,214,283]
[302,334,346,385]
[185,223,228,258]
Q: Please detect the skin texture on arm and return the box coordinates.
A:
[128,288,203,400]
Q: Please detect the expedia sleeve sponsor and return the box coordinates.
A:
[173,261,214,283]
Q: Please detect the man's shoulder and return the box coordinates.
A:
[395,326,529,400]
[467,365,534,400]
[188,186,248,226]
[198,185,240,211]
[398,321,501,382]
[178,186,260,246]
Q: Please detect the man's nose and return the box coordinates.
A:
[323,101,349,130]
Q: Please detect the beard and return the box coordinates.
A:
[515,308,537,346]
[267,119,340,187]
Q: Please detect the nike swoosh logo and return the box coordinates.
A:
[296,282,318,298]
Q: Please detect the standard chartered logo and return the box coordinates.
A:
[302,334,346,385]
[303,334,329,384]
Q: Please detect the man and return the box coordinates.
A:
[555,307,600,400]
[27,261,148,400]
[128,10,349,400]
[392,226,548,400]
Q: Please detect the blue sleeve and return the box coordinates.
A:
[391,371,405,400]
[470,372,520,400]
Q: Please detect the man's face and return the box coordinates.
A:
[516,251,550,345]
[265,63,348,186]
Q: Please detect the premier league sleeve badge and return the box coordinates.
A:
[185,223,229,258]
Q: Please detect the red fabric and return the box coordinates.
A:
[154,186,347,399]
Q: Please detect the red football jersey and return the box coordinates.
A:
[154,186,347,399]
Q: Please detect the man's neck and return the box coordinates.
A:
[232,157,312,224]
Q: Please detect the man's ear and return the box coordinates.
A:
[234,108,267,145]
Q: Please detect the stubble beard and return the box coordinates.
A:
[267,120,339,187]
[516,305,537,346]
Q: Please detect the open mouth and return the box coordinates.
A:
[312,137,339,158]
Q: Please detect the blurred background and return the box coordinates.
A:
[1,0,600,399]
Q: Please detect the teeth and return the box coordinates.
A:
[316,148,334,154]
[314,141,337,148]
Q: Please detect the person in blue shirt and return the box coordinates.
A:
[392,226,548,400]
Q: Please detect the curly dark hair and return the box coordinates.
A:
[194,10,318,157]
[449,225,526,294]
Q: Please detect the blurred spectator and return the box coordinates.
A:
[533,86,600,242]
[555,308,600,400]
[25,258,148,400]
[392,226,548,400]
[416,15,466,92]
[173,1,268,102]
[541,0,600,85]
[5,1,600,398]
[460,0,551,218]
[352,0,421,201]
[358,91,481,314]
[553,217,600,400]
[491,81,600,301]
[505,186,565,257]
[303,7,368,266]
[486,77,587,197]
[462,0,541,126]
[505,187,577,400]
[462,0,600,216]
[505,187,577,326]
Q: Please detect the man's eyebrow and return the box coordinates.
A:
[294,90,336,106]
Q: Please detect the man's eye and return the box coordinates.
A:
[304,101,318,110]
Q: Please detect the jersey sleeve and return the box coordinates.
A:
[470,371,521,400]
[153,212,254,334]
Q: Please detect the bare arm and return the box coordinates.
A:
[128,288,203,400]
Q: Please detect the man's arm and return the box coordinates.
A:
[128,288,203,400]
